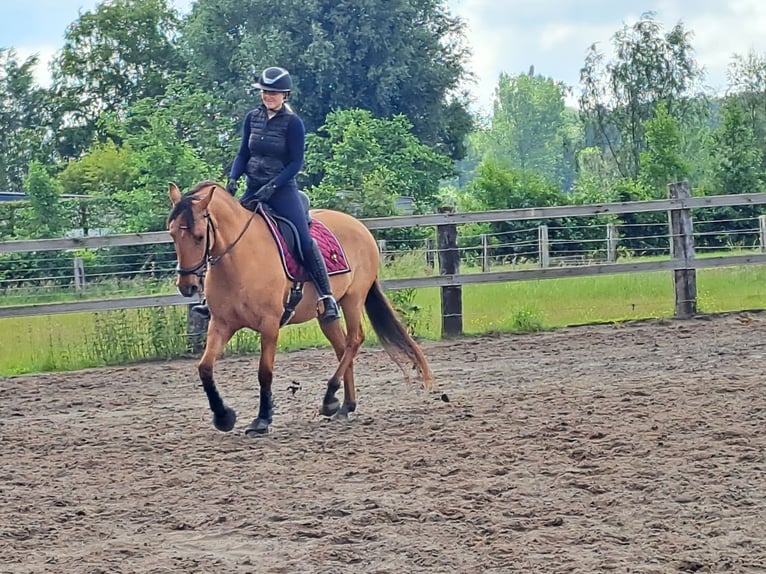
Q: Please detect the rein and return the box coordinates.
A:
[176,207,258,277]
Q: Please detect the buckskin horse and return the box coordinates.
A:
[167,181,435,435]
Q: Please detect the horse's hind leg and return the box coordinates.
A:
[319,300,365,418]
[198,319,237,432]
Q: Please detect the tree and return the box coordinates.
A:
[467,159,563,212]
[88,100,218,233]
[304,109,453,217]
[51,0,182,158]
[181,0,472,158]
[639,102,690,195]
[697,98,766,248]
[0,49,54,192]
[471,70,579,190]
[123,83,237,173]
[24,162,65,238]
[707,98,764,196]
[579,12,705,179]
[727,50,766,161]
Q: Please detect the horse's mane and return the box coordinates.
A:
[167,180,223,228]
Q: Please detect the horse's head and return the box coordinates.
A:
[167,182,217,297]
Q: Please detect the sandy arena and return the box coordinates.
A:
[1,313,765,573]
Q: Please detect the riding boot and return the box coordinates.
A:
[306,239,340,322]
[191,299,210,318]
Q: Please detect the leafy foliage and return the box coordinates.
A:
[472,72,578,189]
[639,102,690,195]
[23,162,65,238]
[52,0,183,158]
[0,49,54,192]
[579,12,704,179]
[305,109,453,216]
[181,0,472,157]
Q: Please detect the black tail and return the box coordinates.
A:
[364,280,435,389]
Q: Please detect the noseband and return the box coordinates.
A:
[175,208,257,278]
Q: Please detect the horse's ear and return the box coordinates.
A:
[168,183,182,205]
[192,184,215,211]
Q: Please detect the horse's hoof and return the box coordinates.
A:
[336,401,357,421]
[213,406,237,432]
[244,418,270,436]
[320,399,340,417]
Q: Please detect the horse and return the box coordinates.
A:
[167,180,435,435]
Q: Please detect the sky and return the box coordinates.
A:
[3,0,766,112]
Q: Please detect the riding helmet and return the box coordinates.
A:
[255,67,292,92]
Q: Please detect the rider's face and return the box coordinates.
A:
[261,90,286,111]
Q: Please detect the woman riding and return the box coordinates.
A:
[193,66,340,323]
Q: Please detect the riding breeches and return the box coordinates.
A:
[263,187,313,258]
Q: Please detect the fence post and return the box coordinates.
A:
[538,225,549,268]
[668,181,697,318]
[606,223,617,263]
[73,256,85,291]
[187,306,208,353]
[759,215,766,253]
[437,206,462,337]
[481,233,490,272]
[377,239,387,267]
[425,237,435,269]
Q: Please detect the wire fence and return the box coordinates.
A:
[3,213,765,306]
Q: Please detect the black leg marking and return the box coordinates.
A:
[321,378,342,417]
[245,390,273,437]
[203,383,237,432]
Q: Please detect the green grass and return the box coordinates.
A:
[1,264,765,376]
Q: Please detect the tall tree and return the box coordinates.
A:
[0,49,53,192]
[471,70,579,190]
[24,162,65,237]
[579,12,705,180]
[707,98,764,196]
[727,50,766,161]
[51,0,182,158]
[698,97,766,247]
[639,102,689,195]
[181,0,472,158]
[304,109,453,217]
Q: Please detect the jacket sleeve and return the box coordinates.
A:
[229,112,252,179]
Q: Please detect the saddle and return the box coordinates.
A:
[250,193,350,325]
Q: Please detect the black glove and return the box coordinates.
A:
[225,178,238,195]
[253,181,277,202]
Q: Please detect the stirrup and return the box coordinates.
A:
[191,302,210,318]
[317,295,340,323]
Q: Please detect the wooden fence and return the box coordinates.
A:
[3,183,766,337]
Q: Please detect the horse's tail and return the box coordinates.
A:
[364,280,435,390]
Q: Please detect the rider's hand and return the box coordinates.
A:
[225,178,238,195]
[254,181,277,202]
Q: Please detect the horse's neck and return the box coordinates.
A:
[212,205,274,260]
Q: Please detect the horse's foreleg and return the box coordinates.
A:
[245,327,279,436]
[198,320,237,432]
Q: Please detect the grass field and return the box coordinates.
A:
[1,264,764,376]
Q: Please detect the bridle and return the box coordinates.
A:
[175,207,258,278]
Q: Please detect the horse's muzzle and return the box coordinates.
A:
[177,281,200,298]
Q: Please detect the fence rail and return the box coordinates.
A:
[3,186,766,335]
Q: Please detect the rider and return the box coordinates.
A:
[192,66,340,323]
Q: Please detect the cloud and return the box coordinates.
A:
[451,0,766,112]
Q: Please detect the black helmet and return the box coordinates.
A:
[254,66,292,92]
